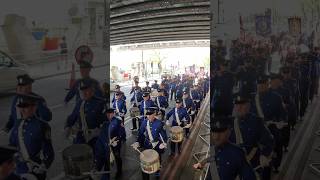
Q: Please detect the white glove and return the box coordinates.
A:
[259,155,270,167]
[166,120,170,126]
[131,142,140,149]
[111,140,119,147]
[276,122,286,129]
[32,164,47,174]
[159,143,167,149]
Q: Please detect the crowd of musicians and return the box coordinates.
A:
[192,36,320,180]
[0,59,210,180]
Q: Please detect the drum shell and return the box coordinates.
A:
[170,126,184,143]
[62,144,94,179]
[130,107,140,117]
[140,149,160,174]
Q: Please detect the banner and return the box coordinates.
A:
[288,17,301,36]
[255,15,272,37]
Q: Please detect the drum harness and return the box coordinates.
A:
[18,119,45,173]
[80,101,99,142]
[146,120,166,149]
[234,118,258,163]
[147,120,158,148]
[115,100,124,117]
[255,93,286,128]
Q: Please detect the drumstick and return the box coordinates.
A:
[159,133,165,143]
[132,147,144,157]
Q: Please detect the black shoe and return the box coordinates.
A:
[130,128,137,131]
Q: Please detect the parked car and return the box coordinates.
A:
[0,50,28,92]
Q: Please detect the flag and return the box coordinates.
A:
[255,15,272,37]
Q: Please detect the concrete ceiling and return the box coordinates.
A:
[110,0,210,45]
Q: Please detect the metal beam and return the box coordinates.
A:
[111,21,209,32]
[111,17,209,29]
[111,7,209,24]
[111,36,209,46]
[111,27,210,37]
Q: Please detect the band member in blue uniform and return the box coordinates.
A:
[65,79,106,150]
[169,79,177,101]
[166,99,191,155]
[155,89,169,120]
[143,81,152,93]
[230,93,274,180]
[269,74,292,152]
[252,75,287,173]
[112,92,127,123]
[9,94,54,180]
[140,92,156,122]
[4,74,52,133]
[130,81,142,94]
[190,85,203,114]
[94,109,110,180]
[112,85,126,103]
[64,61,103,104]
[130,87,144,130]
[193,116,256,180]
[182,91,196,123]
[281,67,298,130]
[236,58,258,96]
[131,107,168,180]
[101,107,125,178]
[152,80,160,90]
[212,61,235,117]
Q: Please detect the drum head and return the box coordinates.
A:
[140,149,159,163]
[171,126,183,133]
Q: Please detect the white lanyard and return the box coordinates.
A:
[234,118,244,145]
[157,97,161,108]
[18,119,29,161]
[255,94,265,118]
[190,91,194,100]
[116,100,120,113]
[144,101,146,116]
[175,108,181,125]
[146,120,154,142]
[80,101,89,141]
[135,92,138,104]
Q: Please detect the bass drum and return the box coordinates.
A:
[170,126,184,143]
[62,144,94,179]
[140,149,160,174]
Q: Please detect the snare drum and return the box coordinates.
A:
[150,90,158,98]
[140,149,160,174]
[170,126,184,143]
[62,144,94,179]
[130,107,140,117]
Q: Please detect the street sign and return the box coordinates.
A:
[74,45,93,64]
